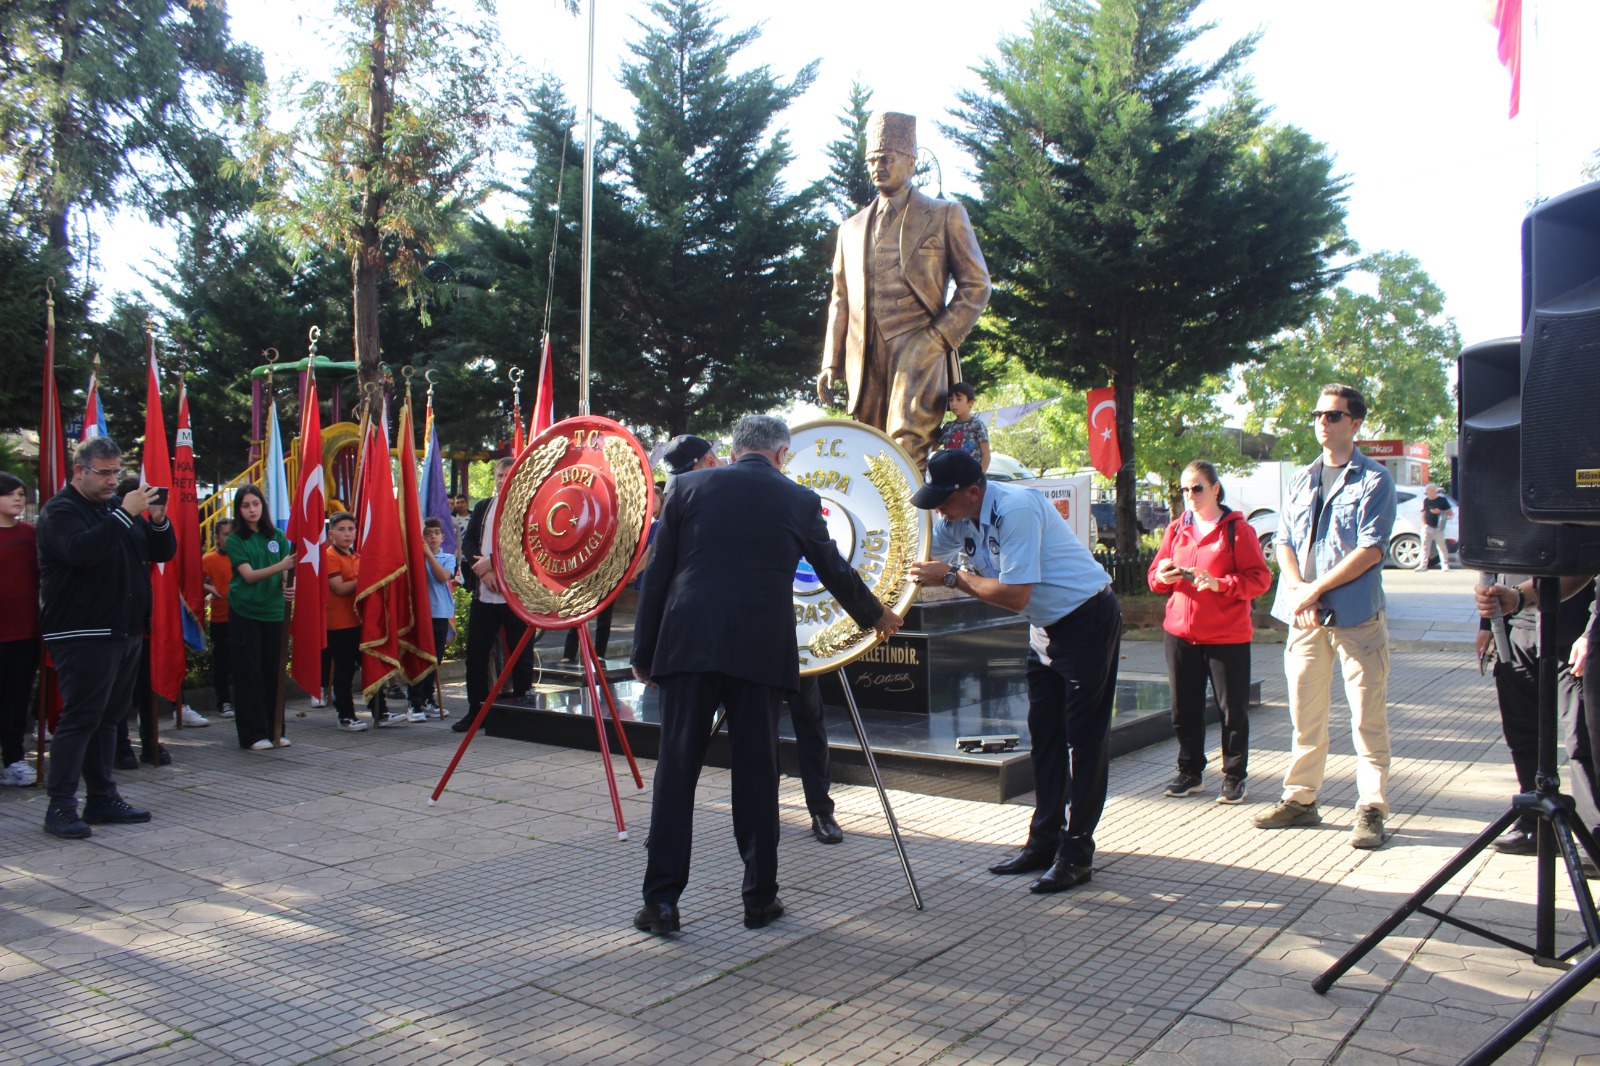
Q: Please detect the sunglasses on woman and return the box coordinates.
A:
[1180,484,1211,495]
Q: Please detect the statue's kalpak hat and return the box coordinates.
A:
[867,112,917,157]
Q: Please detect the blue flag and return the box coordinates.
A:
[263,398,291,532]
[419,412,456,555]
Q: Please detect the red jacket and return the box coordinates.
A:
[1147,508,1272,644]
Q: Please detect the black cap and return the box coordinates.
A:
[911,449,984,509]
[663,434,713,475]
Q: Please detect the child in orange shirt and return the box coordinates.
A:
[200,519,237,719]
[324,513,400,730]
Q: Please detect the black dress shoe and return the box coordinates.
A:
[1029,861,1093,893]
[1491,826,1537,855]
[811,813,844,844]
[82,796,152,824]
[114,750,139,771]
[140,746,172,766]
[988,846,1053,875]
[633,902,680,935]
[743,899,784,929]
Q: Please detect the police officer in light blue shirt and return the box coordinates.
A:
[910,449,1121,893]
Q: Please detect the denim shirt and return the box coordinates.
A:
[1269,450,1396,628]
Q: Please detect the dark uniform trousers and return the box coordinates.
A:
[1496,624,1596,832]
[643,671,783,910]
[784,675,833,817]
[1026,586,1122,867]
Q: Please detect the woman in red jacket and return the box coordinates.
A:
[1148,461,1272,804]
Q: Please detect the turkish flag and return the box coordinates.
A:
[1086,386,1123,480]
[38,288,66,503]
[394,396,436,683]
[532,333,555,436]
[355,406,407,700]
[142,336,185,703]
[288,373,328,697]
[172,381,205,649]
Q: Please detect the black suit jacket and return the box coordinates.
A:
[459,497,492,594]
[631,453,884,692]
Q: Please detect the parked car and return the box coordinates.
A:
[1088,498,1168,548]
[985,452,1036,482]
[1243,487,1458,569]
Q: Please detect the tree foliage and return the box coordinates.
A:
[822,81,874,219]
[595,0,829,439]
[234,0,508,386]
[950,0,1348,551]
[1240,249,1460,465]
[0,0,262,261]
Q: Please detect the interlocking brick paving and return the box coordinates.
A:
[1,635,1596,1064]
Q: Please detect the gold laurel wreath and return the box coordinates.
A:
[497,435,647,619]
[806,450,917,660]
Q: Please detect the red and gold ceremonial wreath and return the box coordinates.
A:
[493,417,652,627]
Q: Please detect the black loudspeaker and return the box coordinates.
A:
[1459,337,1600,574]
[1521,181,1600,523]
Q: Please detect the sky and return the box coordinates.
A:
[101,0,1599,356]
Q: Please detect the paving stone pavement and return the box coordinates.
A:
[2,641,1598,1065]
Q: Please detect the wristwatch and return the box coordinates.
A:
[942,569,960,589]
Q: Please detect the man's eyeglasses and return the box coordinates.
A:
[1180,484,1211,495]
[85,467,121,478]
[1309,410,1350,424]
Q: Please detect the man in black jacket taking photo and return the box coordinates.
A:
[36,437,175,839]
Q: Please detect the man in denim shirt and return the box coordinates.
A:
[1256,384,1397,848]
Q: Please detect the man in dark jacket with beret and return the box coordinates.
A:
[36,437,175,838]
[631,415,902,935]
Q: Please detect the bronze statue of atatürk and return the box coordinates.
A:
[818,112,991,471]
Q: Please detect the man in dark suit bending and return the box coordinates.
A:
[631,414,903,935]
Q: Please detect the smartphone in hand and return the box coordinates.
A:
[146,486,170,507]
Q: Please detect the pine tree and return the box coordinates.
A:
[951,0,1348,553]
[822,82,874,219]
[597,0,829,438]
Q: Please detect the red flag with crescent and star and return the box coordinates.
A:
[288,372,328,697]
[1086,386,1122,479]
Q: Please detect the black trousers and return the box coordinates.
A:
[229,614,282,748]
[1508,623,1600,833]
[1164,633,1251,780]
[115,637,159,755]
[562,603,614,662]
[783,675,833,816]
[45,636,141,805]
[643,671,782,909]
[209,621,232,706]
[327,626,383,720]
[0,637,39,767]
[466,599,534,718]
[408,618,450,708]
[1025,587,1122,867]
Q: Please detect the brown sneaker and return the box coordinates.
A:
[1351,806,1387,849]
[1253,799,1321,829]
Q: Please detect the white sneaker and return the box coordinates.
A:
[249,739,275,750]
[274,737,292,748]
[0,760,36,787]
[178,705,209,727]
[219,703,235,719]
[406,709,429,722]
[376,711,409,727]
[309,696,327,709]
[337,718,370,732]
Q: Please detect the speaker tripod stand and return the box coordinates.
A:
[1312,577,1600,1064]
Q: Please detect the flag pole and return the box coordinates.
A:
[578,0,596,416]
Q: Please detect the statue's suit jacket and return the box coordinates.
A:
[822,188,991,414]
